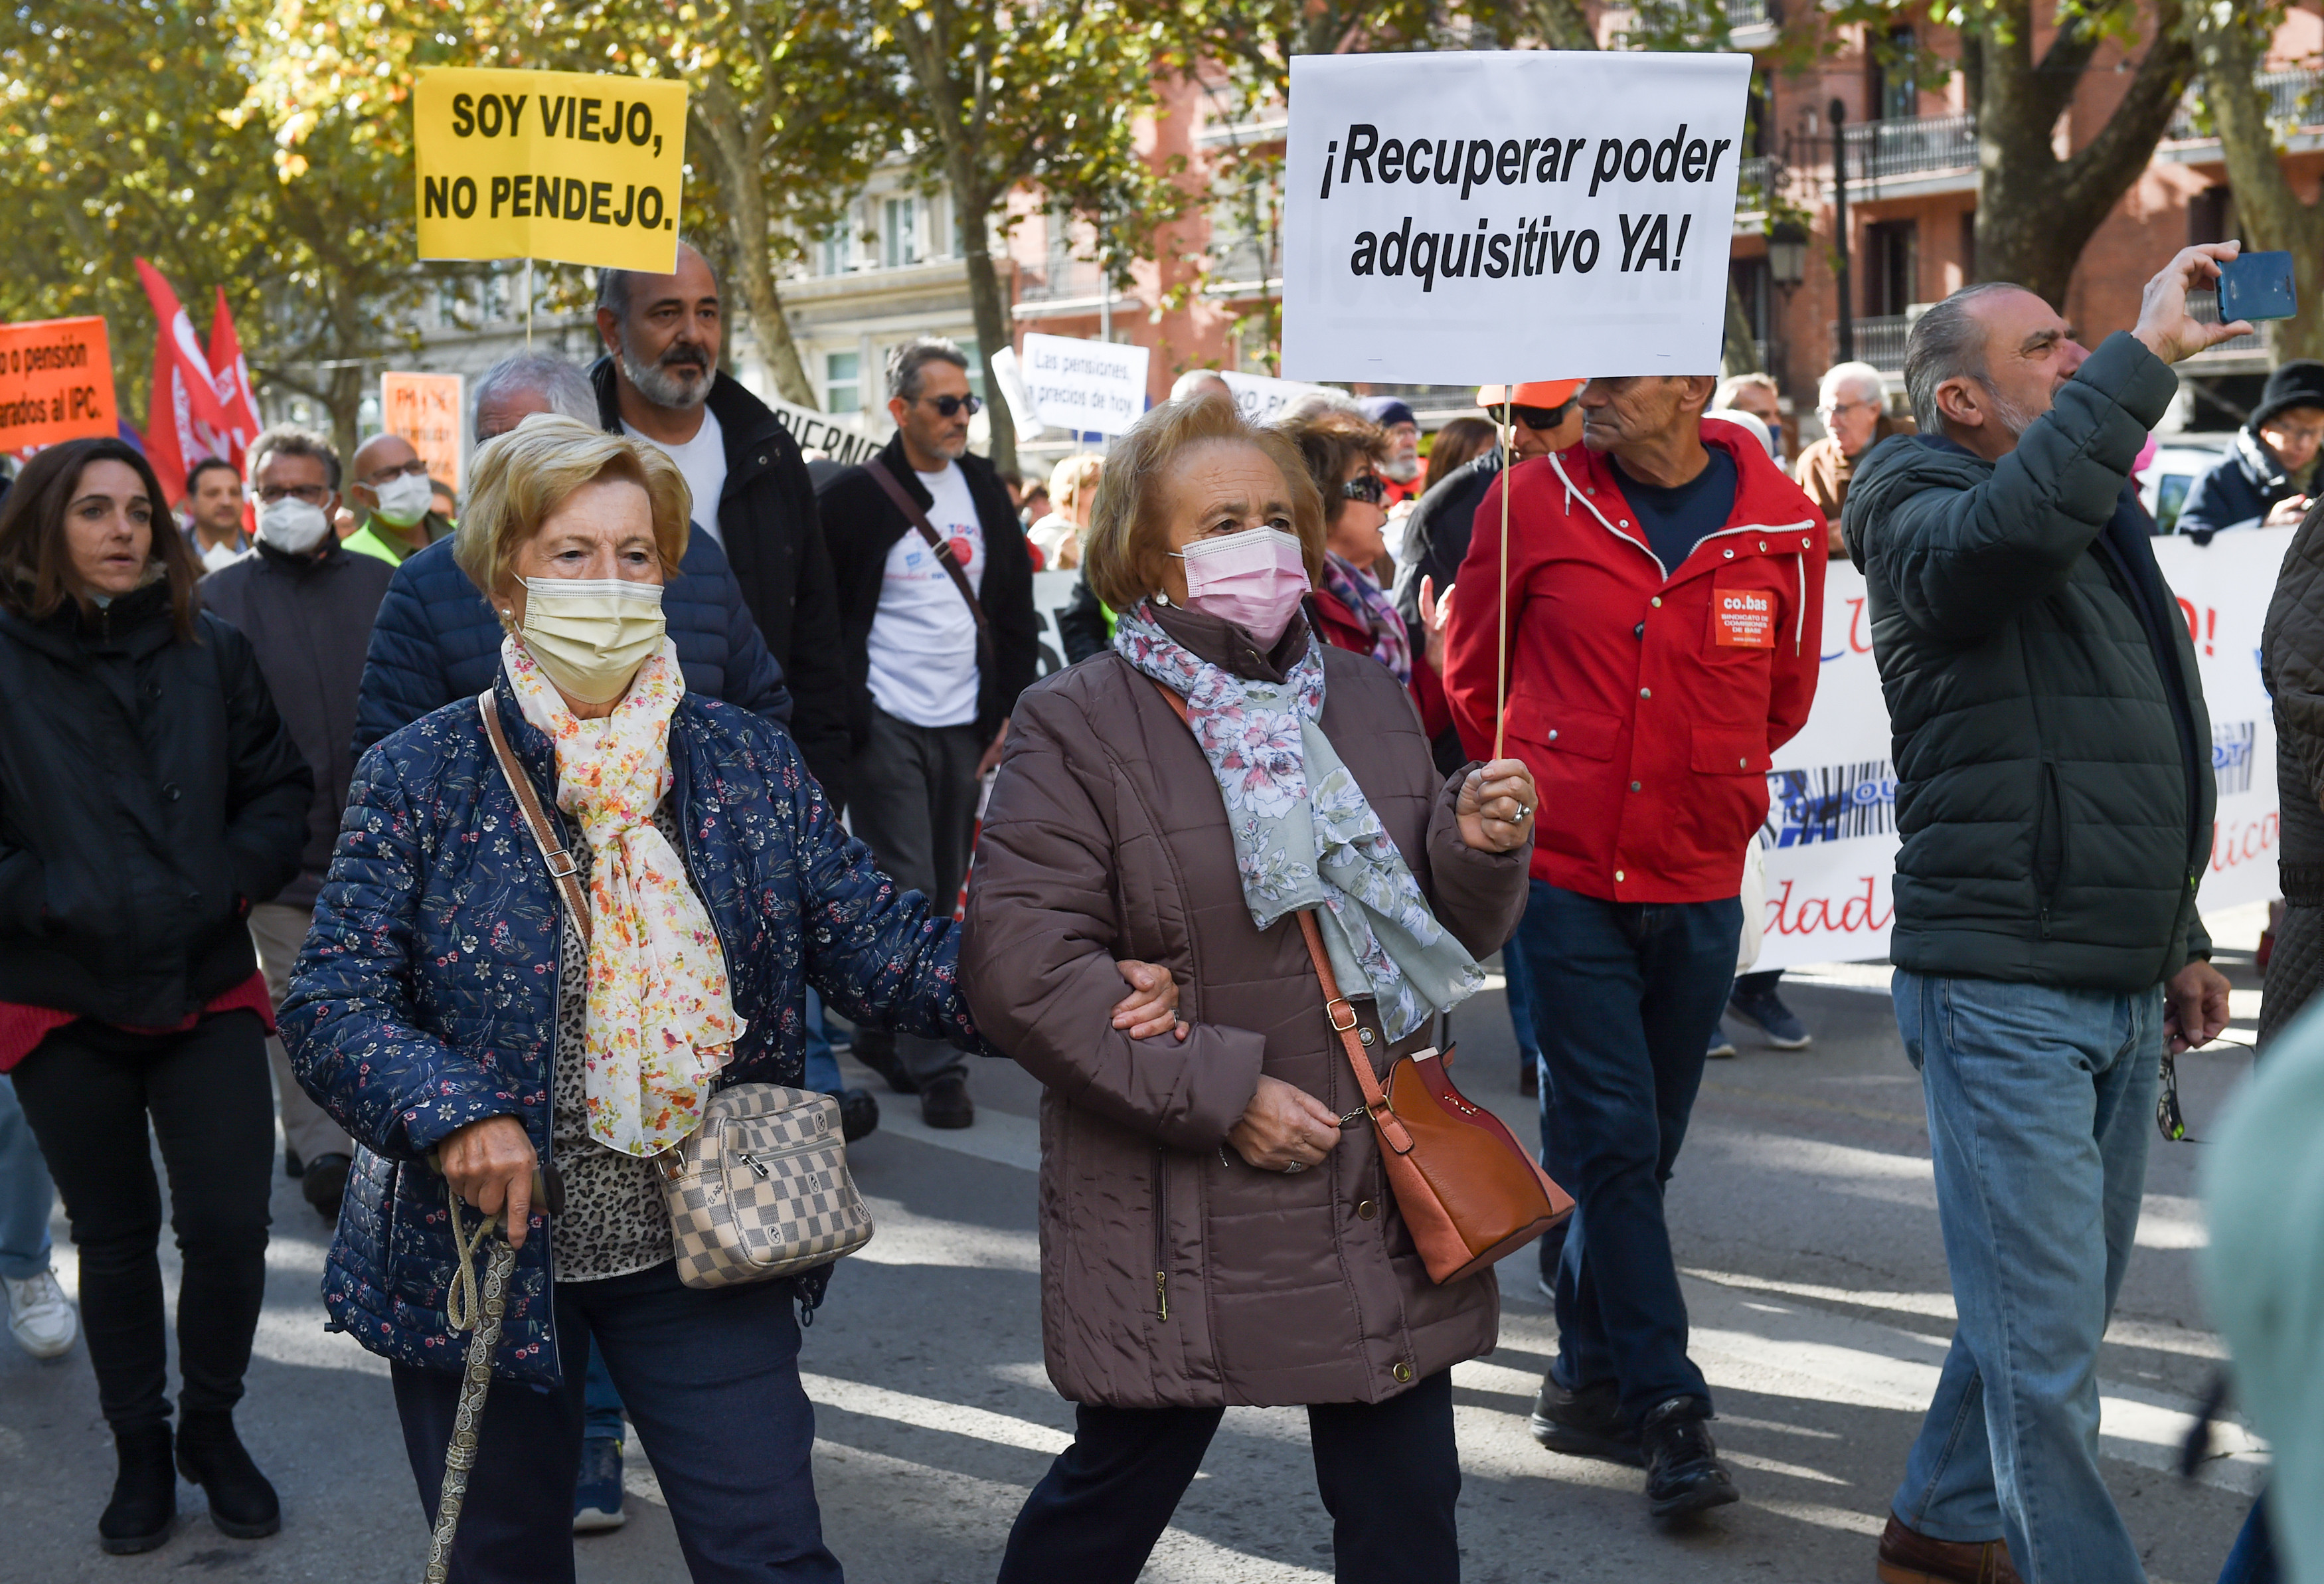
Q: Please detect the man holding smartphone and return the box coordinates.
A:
[1843,246,2242,1584]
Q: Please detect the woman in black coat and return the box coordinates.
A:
[0,437,310,1554]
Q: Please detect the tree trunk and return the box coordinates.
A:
[1722,278,1762,377]
[2193,6,2324,364]
[692,86,819,408]
[1971,0,2191,307]
[961,228,1018,476]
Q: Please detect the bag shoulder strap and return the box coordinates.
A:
[1142,677,1414,1155]
[477,690,591,950]
[865,458,993,657]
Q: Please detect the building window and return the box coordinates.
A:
[820,222,853,277]
[825,351,860,414]
[955,337,984,400]
[1869,26,1918,123]
[883,199,919,270]
[2189,187,2240,247]
[1865,219,1918,318]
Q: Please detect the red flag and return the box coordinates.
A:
[205,289,262,473]
[135,260,232,502]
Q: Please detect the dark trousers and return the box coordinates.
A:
[847,703,984,1087]
[9,1010,274,1432]
[391,1261,839,1584]
[1513,881,1740,1425]
[996,1370,1459,1584]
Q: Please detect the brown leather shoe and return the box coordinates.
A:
[1876,1514,2021,1584]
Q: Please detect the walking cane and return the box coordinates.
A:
[421,1164,560,1584]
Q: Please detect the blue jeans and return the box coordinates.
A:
[0,1075,56,1280]
[803,988,841,1095]
[582,1336,625,1443]
[2219,1492,2277,1584]
[1502,928,1543,1067]
[392,1261,839,1583]
[1890,970,2160,1583]
[1515,881,1740,1423]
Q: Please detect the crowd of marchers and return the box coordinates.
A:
[11,234,2324,1584]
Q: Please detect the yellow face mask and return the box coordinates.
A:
[519,578,667,704]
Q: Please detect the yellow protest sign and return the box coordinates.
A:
[380,371,466,493]
[414,68,687,272]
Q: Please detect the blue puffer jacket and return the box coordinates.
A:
[281,668,980,1384]
[351,533,791,751]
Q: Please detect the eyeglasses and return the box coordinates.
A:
[362,458,430,486]
[1511,402,1574,431]
[252,484,331,505]
[1819,398,1878,418]
[1341,473,1386,505]
[922,394,983,418]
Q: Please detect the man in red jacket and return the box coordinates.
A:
[1445,372,1826,1520]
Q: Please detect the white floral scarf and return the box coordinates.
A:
[1114,602,1483,1039]
[505,636,744,1156]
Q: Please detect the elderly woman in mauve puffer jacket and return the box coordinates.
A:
[280,415,1178,1583]
[961,396,1538,1584]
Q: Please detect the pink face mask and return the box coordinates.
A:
[1174,527,1309,648]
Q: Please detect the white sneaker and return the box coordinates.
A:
[5,1267,78,1359]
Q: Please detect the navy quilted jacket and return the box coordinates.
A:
[281,667,980,1384]
[350,531,791,752]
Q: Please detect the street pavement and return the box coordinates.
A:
[1,910,2272,1582]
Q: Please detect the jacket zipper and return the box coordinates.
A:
[1151,1146,1170,1322]
[2036,759,2067,939]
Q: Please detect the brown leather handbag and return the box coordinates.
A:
[1147,678,1572,1284]
[1294,913,1572,1284]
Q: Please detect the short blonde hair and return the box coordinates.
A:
[454,414,691,600]
[1082,396,1324,613]
[1047,452,1104,512]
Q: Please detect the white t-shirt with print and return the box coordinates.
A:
[866,461,985,729]
[623,407,727,543]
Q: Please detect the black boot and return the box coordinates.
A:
[98,1422,176,1554]
[1639,1396,1738,1519]
[1529,1377,1643,1466]
[175,1411,280,1539]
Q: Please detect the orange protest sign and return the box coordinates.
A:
[380,371,466,493]
[0,317,116,450]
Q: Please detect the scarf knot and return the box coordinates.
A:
[1114,604,1480,1039]
[504,636,743,1156]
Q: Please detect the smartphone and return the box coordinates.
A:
[2219,250,2298,323]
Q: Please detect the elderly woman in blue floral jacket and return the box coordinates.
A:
[281,416,1176,1583]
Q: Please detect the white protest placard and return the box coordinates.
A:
[1281,50,1752,385]
[1020,333,1151,435]
[989,345,1042,435]
[1219,369,1339,426]
[764,394,876,466]
[1748,529,2285,970]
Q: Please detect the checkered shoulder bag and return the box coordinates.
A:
[654,1082,875,1290]
[479,690,874,1292]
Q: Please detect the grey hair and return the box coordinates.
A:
[248,423,341,491]
[1818,360,1888,410]
[1903,282,2029,433]
[473,355,597,442]
[1714,372,1778,409]
[888,337,970,402]
[595,240,712,321]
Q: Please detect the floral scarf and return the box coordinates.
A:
[1114,602,1481,1040]
[505,636,743,1156]
[1319,551,1413,685]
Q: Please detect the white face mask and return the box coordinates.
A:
[370,472,435,528]
[519,578,667,705]
[253,495,331,555]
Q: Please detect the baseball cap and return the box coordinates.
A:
[1475,380,1584,410]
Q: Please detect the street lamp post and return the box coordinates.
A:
[1768,219,1809,393]
[1831,97,1854,364]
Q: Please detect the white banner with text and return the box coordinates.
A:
[1752,529,2285,970]
[1281,50,1752,385]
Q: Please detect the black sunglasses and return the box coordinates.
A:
[1340,474,1386,505]
[923,393,983,418]
[1511,401,1576,431]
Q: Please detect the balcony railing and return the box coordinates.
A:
[1724,0,1776,26]
[1841,111,1977,183]
[1736,153,1780,213]
[1835,315,1913,371]
[1015,256,1108,306]
[2167,68,2324,141]
[2188,291,2266,357]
